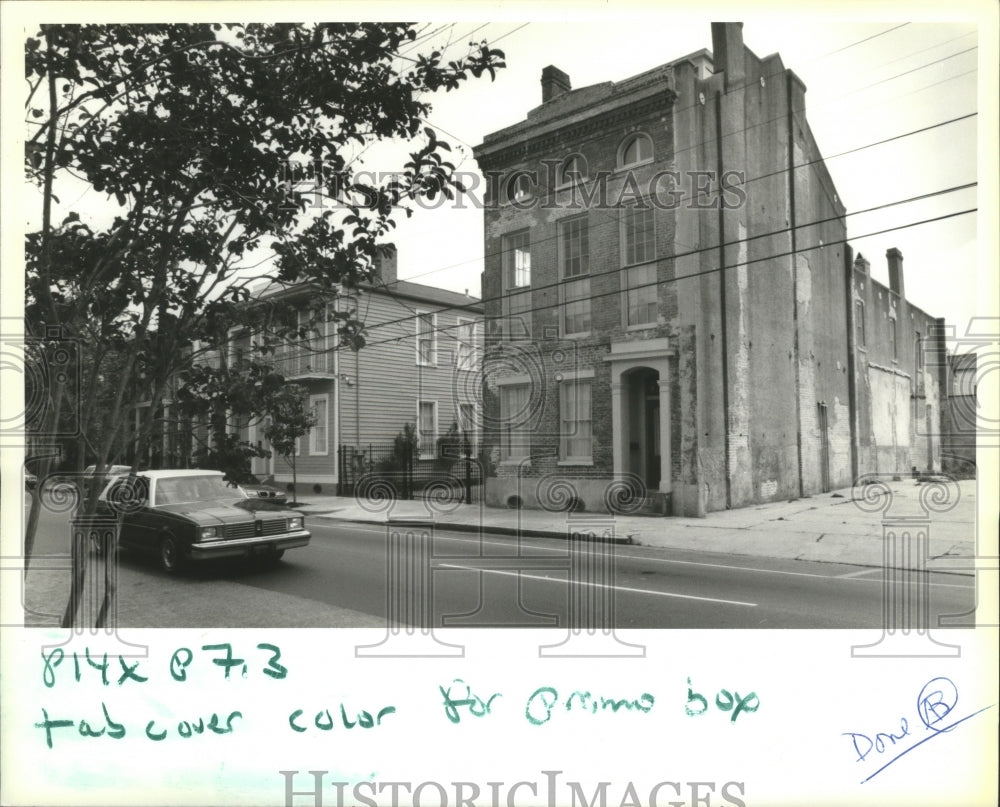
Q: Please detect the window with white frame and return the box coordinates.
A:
[560,215,590,336]
[295,309,310,375]
[459,403,476,438]
[563,279,591,335]
[456,317,479,371]
[560,380,593,462]
[889,317,898,360]
[622,203,655,265]
[561,215,589,277]
[498,384,530,461]
[309,394,328,455]
[504,289,532,340]
[303,307,330,374]
[502,231,532,340]
[622,203,657,326]
[619,133,653,168]
[416,311,436,366]
[625,264,657,327]
[505,230,531,288]
[226,328,244,369]
[417,400,437,459]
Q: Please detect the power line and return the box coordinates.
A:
[489,22,531,45]
[303,180,973,348]
[835,45,977,101]
[380,31,979,290]
[349,205,976,354]
[386,108,976,299]
[818,22,910,57]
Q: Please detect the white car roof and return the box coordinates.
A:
[135,469,227,480]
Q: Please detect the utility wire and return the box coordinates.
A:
[818,22,910,57]
[350,206,977,353]
[378,109,977,305]
[379,32,979,290]
[251,180,974,357]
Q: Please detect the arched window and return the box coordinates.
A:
[618,133,653,168]
[559,153,588,186]
[506,172,533,204]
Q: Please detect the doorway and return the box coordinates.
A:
[625,368,661,491]
[818,402,830,493]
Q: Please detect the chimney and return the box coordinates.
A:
[541,66,571,103]
[711,22,746,92]
[853,252,870,276]
[375,246,397,286]
[886,248,904,299]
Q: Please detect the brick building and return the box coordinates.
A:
[941,352,978,476]
[473,22,950,516]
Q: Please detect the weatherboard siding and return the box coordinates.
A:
[339,289,481,450]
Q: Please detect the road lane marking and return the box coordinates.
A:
[836,568,884,579]
[312,523,975,589]
[436,563,758,607]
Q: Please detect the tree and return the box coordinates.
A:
[263,384,316,505]
[173,353,288,485]
[23,23,505,627]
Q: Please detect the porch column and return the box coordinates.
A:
[657,372,672,493]
[610,379,623,479]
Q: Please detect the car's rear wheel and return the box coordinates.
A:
[158,533,185,575]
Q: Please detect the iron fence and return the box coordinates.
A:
[337,441,485,504]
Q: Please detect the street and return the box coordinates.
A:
[227,521,977,629]
[22,502,977,629]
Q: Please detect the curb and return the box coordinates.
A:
[314,515,636,544]
[312,515,975,575]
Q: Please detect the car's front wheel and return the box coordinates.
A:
[158,533,185,575]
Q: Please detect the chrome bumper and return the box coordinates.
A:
[189,529,311,559]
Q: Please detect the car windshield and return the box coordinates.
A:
[155,475,245,505]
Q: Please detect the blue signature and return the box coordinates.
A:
[843,676,994,784]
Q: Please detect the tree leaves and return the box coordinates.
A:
[25,20,506,500]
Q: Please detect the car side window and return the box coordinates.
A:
[104,476,149,511]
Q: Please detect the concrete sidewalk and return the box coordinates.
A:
[293,478,980,574]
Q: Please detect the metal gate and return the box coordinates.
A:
[338,442,484,504]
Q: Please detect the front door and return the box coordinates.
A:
[626,369,661,492]
[645,378,661,490]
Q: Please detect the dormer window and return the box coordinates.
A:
[618,133,653,168]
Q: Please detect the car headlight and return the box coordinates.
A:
[200,526,219,540]
[288,517,303,531]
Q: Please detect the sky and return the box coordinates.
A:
[374,16,989,350]
[4,4,997,354]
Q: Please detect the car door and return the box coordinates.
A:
[102,475,151,548]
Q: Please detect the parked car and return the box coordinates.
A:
[97,469,310,574]
[83,464,133,493]
[240,482,289,507]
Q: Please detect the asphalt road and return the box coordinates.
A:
[150,520,979,629]
[23,502,977,629]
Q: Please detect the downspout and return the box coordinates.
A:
[845,245,859,481]
[714,89,732,509]
[787,71,805,498]
[355,341,361,446]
